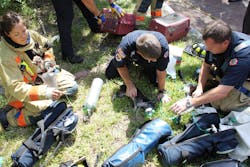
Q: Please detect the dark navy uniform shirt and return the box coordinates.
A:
[205,32,250,88]
[113,30,169,71]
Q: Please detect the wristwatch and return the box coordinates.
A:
[186,97,193,108]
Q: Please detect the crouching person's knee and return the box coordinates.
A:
[105,60,120,80]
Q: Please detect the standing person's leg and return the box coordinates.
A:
[134,0,152,25]
[151,0,163,17]
[136,0,152,13]
[74,0,100,32]
[243,2,250,35]
[51,0,84,64]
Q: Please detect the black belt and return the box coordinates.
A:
[236,86,250,97]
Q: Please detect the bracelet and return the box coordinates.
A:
[186,97,193,108]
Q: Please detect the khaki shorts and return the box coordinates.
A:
[211,81,250,112]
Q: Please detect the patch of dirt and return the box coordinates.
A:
[168,0,248,32]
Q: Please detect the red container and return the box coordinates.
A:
[100,9,136,35]
[149,13,190,43]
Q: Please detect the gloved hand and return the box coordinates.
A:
[95,13,106,24]
[110,3,124,17]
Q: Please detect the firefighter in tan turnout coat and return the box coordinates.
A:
[0,11,78,130]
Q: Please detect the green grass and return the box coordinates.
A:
[1,1,249,167]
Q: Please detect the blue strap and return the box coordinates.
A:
[236,86,250,97]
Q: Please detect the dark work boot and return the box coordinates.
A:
[63,55,84,64]
[0,105,12,130]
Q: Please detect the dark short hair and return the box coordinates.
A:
[0,11,22,36]
[136,33,161,59]
[202,20,232,43]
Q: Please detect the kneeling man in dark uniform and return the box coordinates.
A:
[105,30,171,102]
[171,20,250,113]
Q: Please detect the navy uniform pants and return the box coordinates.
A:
[135,0,164,13]
[51,0,100,58]
[105,58,158,87]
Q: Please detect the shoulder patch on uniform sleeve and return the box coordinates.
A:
[163,50,169,58]
[229,58,238,66]
[115,48,126,62]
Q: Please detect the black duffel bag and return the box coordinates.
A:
[157,107,238,166]
[200,159,241,167]
[11,101,78,167]
[158,129,238,166]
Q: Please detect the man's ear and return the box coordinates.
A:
[222,40,230,48]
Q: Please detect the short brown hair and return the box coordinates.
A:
[136,33,161,59]
[0,11,23,36]
[202,20,232,43]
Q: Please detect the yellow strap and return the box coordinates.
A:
[21,61,35,76]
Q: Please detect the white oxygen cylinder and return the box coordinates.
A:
[84,78,103,109]
[82,78,103,121]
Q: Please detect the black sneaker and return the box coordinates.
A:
[63,55,84,64]
[90,26,102,33]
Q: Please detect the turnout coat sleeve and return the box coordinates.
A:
[30,30,55,61]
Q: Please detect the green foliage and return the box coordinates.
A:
[1,1,249,167]
[0,0,33,16]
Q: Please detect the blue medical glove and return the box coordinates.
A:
[110,3,124,17]
[95,13,106,24]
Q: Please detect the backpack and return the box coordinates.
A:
[173,107,220,144]
[158,129,238,166]
[200,159,241,167]
[11,101,78,167]
[157,107,238,166]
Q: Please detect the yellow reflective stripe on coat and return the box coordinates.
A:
[21,61,35,76]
